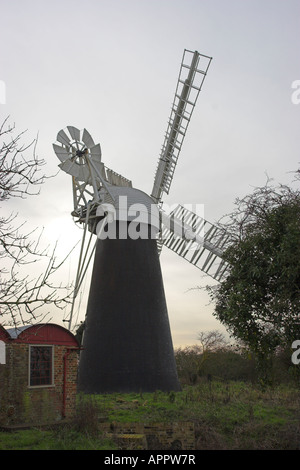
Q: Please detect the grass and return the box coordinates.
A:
[0,427,117,450]
[0,380,299,450]
[0,428,62,450]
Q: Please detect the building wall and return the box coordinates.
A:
[0,342,78,426]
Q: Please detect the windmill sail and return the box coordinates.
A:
[53,48,226,394]
[161,205,228,282]
[151,50,212,204]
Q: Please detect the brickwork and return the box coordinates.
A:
[100,421,195,450]
[0,325,79,427]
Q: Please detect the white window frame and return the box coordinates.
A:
[0,340,5,365]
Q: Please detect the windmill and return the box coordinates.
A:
[53,49,228,393]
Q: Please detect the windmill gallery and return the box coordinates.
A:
[53,49,228,394]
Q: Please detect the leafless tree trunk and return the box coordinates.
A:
[0,117,74,327]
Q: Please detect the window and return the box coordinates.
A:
[29,346,53,387]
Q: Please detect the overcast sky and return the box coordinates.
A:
[1,0,300,346]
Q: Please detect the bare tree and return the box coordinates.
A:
[175,330,228,384]
[0,117,45,200]
[197,330,228,354]
[0,117,74,327]
[196,330,228,373]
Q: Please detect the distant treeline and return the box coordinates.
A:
[174,339,299,386]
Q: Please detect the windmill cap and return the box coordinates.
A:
[96,186,160,231]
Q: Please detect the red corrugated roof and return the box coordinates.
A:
[0,323,79,346]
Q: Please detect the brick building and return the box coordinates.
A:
[0,323,80,427]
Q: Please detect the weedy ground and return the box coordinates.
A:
[0,380,299,450]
